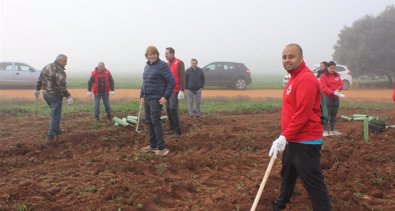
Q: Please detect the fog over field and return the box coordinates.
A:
[0,0,393,78]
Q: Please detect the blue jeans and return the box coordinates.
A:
[94,93,111,118]
[166,92,181,134]
[187,89,202,116]
[144,99,166,150]
[43,93,63,137]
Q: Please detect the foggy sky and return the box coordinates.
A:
[0,0,393,77]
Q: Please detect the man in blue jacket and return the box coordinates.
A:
[140,46,175,156]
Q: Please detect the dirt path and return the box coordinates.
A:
[0,89,393,102]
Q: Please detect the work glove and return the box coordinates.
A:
[177,91,184,100]
[269,135,287,158]
[87,91,92,97]
[67,97,73,105]
[110,91,115,96]
[333,91,345,98]
[34,90,39,99]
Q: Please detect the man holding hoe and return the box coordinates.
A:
[269,44,331,211]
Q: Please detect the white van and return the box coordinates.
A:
[282,64,353,90]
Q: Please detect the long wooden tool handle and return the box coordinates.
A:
[135,101,143,132]
[250,155,277,211]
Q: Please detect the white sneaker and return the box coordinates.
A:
[155,148,169,156]
[323,131,329,137]
[332,130,342,136]
[141,145,158,153]
[329,131,341,136]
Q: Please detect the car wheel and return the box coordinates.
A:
[342,80,350,90]
[234,78,247,90]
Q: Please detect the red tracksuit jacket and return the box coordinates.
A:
[393,88,395,101]
[282,61,323,142]
[319,72,343,98]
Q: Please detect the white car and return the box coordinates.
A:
[282,64,353,90]
[0,62,40,88]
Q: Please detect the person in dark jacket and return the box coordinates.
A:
[316,61,328,79]
[320,61,344,136]
[185,58,205,118]
[87,62,115,122]
[165,47,185,137]
[34,54,73,142]
[140,46,175,156]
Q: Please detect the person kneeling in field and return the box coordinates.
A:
[87,62,115,122]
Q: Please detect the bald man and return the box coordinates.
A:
[87,62,115,121]
[269,44,331,211]
[35,54,73,142]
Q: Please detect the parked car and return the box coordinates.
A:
[0,62,40,88]
[282,64,352,90]
[202,61,252,89]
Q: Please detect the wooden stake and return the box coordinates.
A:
[135,100,143,132]
[250,155,277,211]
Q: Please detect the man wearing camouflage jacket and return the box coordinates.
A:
[35,54,73,142]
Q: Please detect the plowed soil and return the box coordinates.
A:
[0,89,394,210]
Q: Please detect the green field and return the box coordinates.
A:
[67,73,394,90]
[67,74,285,90]
[1,97,393,118]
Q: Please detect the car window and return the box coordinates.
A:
[336,66,346,72]
[17,64,34,72]
[204,64,216,71]
[224,64,235,71]
[216,63,224,71]
[0,63,13,71]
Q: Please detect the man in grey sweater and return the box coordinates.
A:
[185,58,205,118]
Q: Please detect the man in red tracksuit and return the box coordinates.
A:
[165,47,185,137]
[269,44,331,211]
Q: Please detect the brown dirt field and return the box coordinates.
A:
[0,89,394,102]
[0,105,394,210]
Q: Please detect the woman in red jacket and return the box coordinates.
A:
[320,61,344,136]
[393,87,395,101]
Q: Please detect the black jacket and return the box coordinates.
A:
[185,67,205,91]
[140,59,175,100]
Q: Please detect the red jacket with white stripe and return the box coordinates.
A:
[281,61,323,142]
[319,72,343,98]
[393,88,395,101]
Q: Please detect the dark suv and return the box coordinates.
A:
[202,61,252,89]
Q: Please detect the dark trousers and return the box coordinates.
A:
[144,99,166,150]
[278,142,331,211]
[43,93,63,137]
[324,97,339,131]
[166,92,181,134]
[94,93,111,118]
